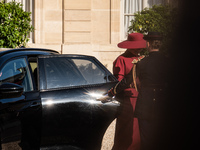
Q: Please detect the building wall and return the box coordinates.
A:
[28,0,174,72]
[28,0,123,72]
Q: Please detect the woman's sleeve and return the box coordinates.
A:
[113,57,125,81]
[112,69,133,95]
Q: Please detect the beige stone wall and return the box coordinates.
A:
[30,0,175,71]
[62,0,123,72]
[34,0,63,44]
[30,0,123,72]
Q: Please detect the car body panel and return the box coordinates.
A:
[40,84,119,150]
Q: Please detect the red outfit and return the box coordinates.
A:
[112,50,140,150]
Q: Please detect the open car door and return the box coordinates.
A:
[38,55,120,150]
[0,57,41,150]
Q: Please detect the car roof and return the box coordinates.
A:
[0,48,60,67]
[0,48,98,67]
[0,48,95,58]
[0,48,59,57]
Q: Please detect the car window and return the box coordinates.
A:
[0,58,33,92]
[28,57,38,89]
[43,57,107,89]
[72,59,106,84]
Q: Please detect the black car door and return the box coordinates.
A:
[0,57,41,149]
[38,55,119,150]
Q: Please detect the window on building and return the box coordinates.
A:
[121,0,166,40]
[5,0,34,43]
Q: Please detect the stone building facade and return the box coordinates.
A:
[31,0,123,71]
[4,0,175,71]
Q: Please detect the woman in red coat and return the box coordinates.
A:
[112,33,146,150]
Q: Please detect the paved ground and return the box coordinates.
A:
[2,119,116,150]
[101,119,116,150]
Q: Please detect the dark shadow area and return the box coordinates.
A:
[165,0,196,149]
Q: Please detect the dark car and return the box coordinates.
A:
[0,48,120,150]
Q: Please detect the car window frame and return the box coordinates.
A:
[38,55,117,91]
[27,56,39,90]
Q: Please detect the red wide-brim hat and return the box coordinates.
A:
[118,33,146,49]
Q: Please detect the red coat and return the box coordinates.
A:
[112,50,140,150]
[113,51,139,97]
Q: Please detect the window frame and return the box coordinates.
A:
[120,0,144,40]
[120,0,167,40]
[28,56,39,90]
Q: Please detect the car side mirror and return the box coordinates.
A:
[0,83,24,99]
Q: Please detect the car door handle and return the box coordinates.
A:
[31,102,39,107]
[96,95,120,105]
